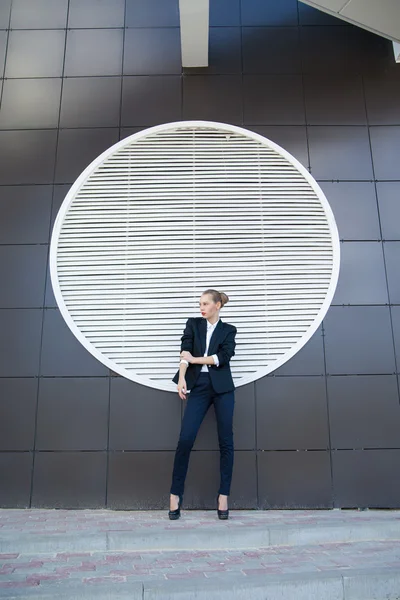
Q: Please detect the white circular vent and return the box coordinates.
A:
[50,121,340,392]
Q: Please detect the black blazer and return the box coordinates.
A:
[172,317,237,394]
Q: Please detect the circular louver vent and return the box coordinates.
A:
[50,121,340,392]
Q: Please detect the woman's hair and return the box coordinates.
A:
[202,289,229,308]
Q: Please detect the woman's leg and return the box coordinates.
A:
[170,374,213,498]
[213,390,235,498]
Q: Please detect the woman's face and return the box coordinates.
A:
[199,294,221,319]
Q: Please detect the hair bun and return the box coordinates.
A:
[219,292,229,307]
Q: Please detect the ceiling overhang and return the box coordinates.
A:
[299,0,400,44]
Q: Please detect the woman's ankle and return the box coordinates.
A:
[169,493,180,509]
[218,494,228,509]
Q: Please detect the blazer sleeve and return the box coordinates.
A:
[180,318,194,352]
[216,326,237,367]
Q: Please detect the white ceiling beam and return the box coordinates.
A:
[179,0,209,68]
[394,42,400,63]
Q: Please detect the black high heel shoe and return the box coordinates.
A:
[216,494,229,520]
[168,494,183,520]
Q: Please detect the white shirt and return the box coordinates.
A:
[180,318,220,371]
[201,318,220,372]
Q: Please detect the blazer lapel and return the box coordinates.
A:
[208,319,223,357]
[199,317,207,356]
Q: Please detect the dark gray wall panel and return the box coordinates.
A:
[242,27,301,74]
[210,0,240,26]
[332,242,388,305]
[301,26,363,74]
[122,76,182,126]
[0,379,37,451]
[0,186,52,244]
[123,28,181,75]
[370,126,400,180]
[243,74,305,125]
[241,0,298,27]
[308,126,373,180]
[332,449,400,508]
[377,183,400,241]
[257,450,333,508]
[32,451,107,508]
[120,126,146,140]
[0,0,11,28]
[319,182,380,241]
[0,30,7,73]
[364,74,400,126]
[183,75,242,123]
[384,242,400,303]
[304,74,367,125]
[391,306,400,367]
[273,325,325,376]
[55,128,119,184]
[0,78,62,130]
[68,0,125,28]
[49,184,72,232]
[44,186,71,307]
[64,29,124,77]
[256,376,329,450]
[0,452,33,508]
[0,309,42,376]
[36,378,109,451]
[109,378,181,451]
[41,309,109,376]
[107,451,174,509]
[10,0,68,28]
[6,30,66,77]
[0,130,57,184]
[230,451,257,509]
[359,30,400,76]
[60,77,122,128]
[328,375,400,449]
[0,245,47,308]
[126,0,180,28]
[324,306,395,375]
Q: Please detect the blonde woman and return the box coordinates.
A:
[169,289,237,520]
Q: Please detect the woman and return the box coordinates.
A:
[169,289,237,520]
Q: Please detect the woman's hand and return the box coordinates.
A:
[177,377,187,400]
[180,351,194,363]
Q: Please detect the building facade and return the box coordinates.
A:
[1,0,400,510]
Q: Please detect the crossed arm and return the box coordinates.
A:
[178,318,236,376]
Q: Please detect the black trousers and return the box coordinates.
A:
[170,372,235,497]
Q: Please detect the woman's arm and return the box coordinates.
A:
[181,326,237,367]
[215,327,237,367]
[180,318,194,352]
[186,355,215,365]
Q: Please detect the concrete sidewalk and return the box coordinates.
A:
[1,508,400,599]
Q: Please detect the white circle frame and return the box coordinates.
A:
[50,120,340,391]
